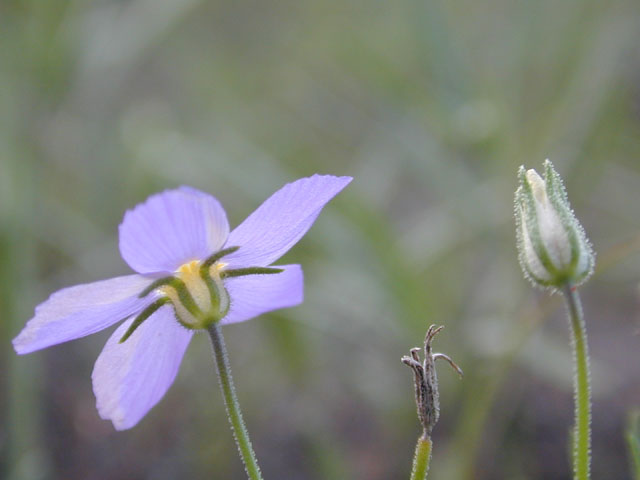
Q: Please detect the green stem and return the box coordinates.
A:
[563,285,591,480]
[207,323,264,480]
[410,434,432,480]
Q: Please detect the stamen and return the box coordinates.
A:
[119,297,170,343]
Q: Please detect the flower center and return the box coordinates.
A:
[120,246,284,344]
[157,259,230,330]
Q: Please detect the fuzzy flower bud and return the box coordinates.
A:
[515,159,594,288]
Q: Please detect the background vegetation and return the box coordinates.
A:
[1,0,639,478]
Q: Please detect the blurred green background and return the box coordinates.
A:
[2,0,640,478]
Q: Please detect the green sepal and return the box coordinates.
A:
[543,160,594,285]
[221,267,284,278]
[138,276,175,298]
[544,160,580,276]
[515,198,553,287]
[202,246,240,269]
[517,166,560,279]
[200,267,221,310]
[199,264,229,321]
[119,297,170,343]
[171,277,204,318]
[140,276,203,319]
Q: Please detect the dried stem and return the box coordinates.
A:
[402,325,462,479]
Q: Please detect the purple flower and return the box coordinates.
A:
[13,174,352,430]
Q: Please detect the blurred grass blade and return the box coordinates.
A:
[627,411,640,480]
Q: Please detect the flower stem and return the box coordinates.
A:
[562,285,591,480]
[207,323,264,480]
[410,433,432,480]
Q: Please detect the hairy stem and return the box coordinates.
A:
[410,434,432,480]
[207,323,263,480]
[563,285,591,480]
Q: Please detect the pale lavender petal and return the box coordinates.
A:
[119,187,230,274]
[223,175,352,267]
[220,264,303,325]
[92,305,193,430]
[13,275,151,355]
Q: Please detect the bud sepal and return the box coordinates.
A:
[514,159,594,289]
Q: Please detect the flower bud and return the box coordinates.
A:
[515,159,594,288]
